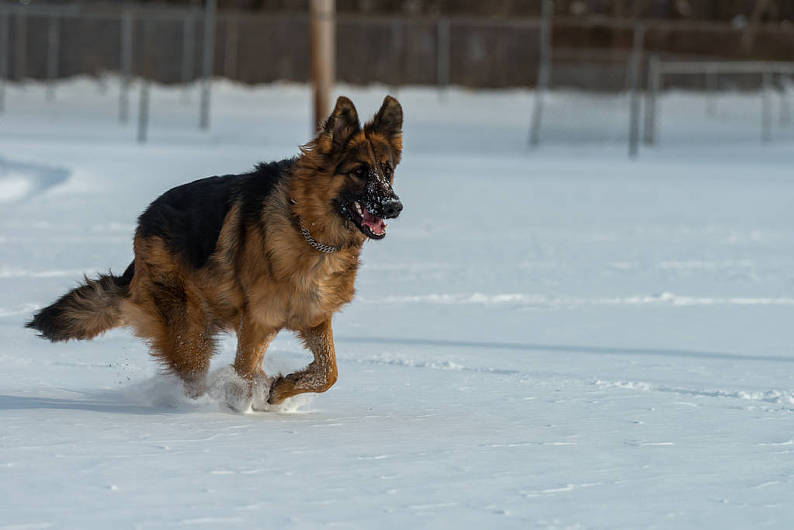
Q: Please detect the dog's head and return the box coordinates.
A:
[296,95,403,243]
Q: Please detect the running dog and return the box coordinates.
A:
[27,95,403,408]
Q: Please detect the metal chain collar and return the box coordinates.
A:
[290,199,340,254]
[299,224,340,254]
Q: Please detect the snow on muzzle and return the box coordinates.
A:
[352,194,402,238]
[353,173,402,237]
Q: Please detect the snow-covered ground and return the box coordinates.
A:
[1,79,794,529]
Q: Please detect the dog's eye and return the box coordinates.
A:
[351,166,368,180]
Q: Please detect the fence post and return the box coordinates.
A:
[119,10,133,123]
[627,23,645,159]
[529,0,553,147]
[643,54,659,146]
[436,17,449,100]
[310,0,335,131]
[224,14,238,80]
[779,73,790,126]
[138,20,153,144]
[199,0,216,130]
[705,63,717,116]
[46,15,60,102]
[761,69,772,143]
[137,78,150,143]
[181,10,195,103]
[0,8,8,113]
[390,17,402,93]
[14,7,25,81]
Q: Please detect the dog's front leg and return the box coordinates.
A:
[233,314,278,381]
[220,314,278,411]
[268,318,338,405]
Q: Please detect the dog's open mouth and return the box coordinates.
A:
[349,200,387,239]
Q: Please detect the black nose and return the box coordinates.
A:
[382,199,403,219]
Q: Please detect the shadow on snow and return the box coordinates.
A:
[336,336,794,364]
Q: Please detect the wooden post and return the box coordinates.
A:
[138,78,150,143]
[14,8,25,81]
[761,69,772,143]
[643,54,660,146]
[310,0,335,131]
[119,10,133,123]
[627,23,645,159]
[390,17,402,93]
[741,0,771,53]
[0,8,8,113]
[529,0,553,147]
[224,14,239,80]
[779,74,790,126]
[181,10,195,102]
[705,64,717,116]
[46,15,60,102]
[138,20,153,144]
[437,17,450,100]
[200,0,217,130]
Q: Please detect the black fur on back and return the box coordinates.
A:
[136,158,295,270]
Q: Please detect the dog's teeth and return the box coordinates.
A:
[354,202,363,215]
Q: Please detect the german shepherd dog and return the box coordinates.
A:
[26,95,403,409]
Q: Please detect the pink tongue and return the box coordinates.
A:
[361,206,387,235]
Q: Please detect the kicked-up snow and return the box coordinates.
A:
[0,78,793,529]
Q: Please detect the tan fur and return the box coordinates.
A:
[58,276,127,340]
[116,96,403,405]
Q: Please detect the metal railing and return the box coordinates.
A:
[0,1,215,140]
[643,59,794,147]
[0,1,791,155]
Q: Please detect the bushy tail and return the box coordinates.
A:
[26,261,135,342]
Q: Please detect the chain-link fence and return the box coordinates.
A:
[0,1,792,153]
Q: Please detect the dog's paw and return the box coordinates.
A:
[207,366,252,412]
[266,375,288,405]
[250,372,275,412]
[222,381,252,412]
[183,378,207,400]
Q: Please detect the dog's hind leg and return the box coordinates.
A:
[124,238,217,396]
[161,325,215,397]
[268,318,338,405]
[158,300,216,397]
[126,285,216,397]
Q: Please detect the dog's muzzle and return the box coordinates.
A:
[380,198,403,219]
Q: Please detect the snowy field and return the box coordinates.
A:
[1,79,794,529]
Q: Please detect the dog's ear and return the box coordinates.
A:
[366,95,403,160]
[318,96,361,154]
